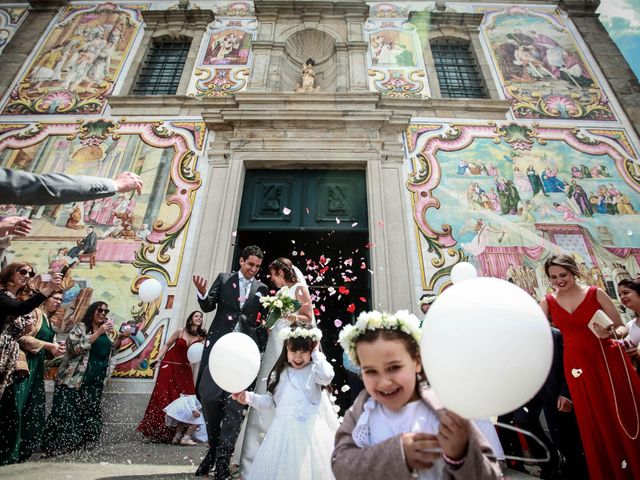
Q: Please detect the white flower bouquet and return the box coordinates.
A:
[259,286,302,329]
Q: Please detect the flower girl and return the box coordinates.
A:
[332,310,502,480]
[233,322,336,479]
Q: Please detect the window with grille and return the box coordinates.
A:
[431,40,486,99]
[133,38,191,95]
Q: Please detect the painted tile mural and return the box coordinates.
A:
[480,6,615,121]
[0,120,206,377]
[0,5,28,55]
[405,122,640,306]
[1,2,146,115]
[365,2,429,98]
[187,2,256,97]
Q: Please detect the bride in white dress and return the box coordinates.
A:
[239,257,315,475]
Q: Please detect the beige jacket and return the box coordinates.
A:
[332,385,503,480]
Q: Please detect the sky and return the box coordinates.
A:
[597,0,640,80]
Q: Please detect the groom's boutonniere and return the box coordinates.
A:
[258,286,301,329]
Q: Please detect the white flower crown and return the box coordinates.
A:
[419,295,437,306]
[338,310,422,365]
[278,325,323,342]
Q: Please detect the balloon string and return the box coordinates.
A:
[491,421,551,464]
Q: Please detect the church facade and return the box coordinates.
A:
[1,0,639,436]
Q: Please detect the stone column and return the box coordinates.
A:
[0,1,65,98]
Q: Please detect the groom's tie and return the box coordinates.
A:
[239,278,251,309]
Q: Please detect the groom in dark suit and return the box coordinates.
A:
[192,245,268,479]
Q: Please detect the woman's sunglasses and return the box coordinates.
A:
[97,308,110,314]
[17,268,35,277]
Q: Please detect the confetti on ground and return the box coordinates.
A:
[341,385,351,392]
[347,303,356,313]
[283,207,291,215]
[334,319,343,327]
[571,368,583,378]
[351,222,358,227]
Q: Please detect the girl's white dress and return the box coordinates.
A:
[245,351,336,480]
[352,399,503,479]
[163,394,207,443]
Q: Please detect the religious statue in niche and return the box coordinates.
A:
[295,58,319,93]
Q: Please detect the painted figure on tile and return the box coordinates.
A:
[204,30,249,66]
[3,4,143,115]
[541,167,567,193]
[566,180,593,217]
[483,9,613,120]
[460,218,506,256]
[553,202,583,222]
[526,165,547,196]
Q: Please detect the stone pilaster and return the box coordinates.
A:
[560,1,640,136]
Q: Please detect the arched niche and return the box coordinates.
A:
[280,29,337,92]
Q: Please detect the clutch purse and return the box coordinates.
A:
[588,309,613,337]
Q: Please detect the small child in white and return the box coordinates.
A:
[233,322,336,480]
[164,394,207,446]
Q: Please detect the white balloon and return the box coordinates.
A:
[450,262,477,284]
[139,278,163,303]
[187,342,204,364]
[208,332,261,393]
[421,277,553,419]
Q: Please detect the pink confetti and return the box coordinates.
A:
[320,305,326,312]
[334,319,343,327]
[344,258,353,266]
[377,221,384,227]
[283,207,291,215]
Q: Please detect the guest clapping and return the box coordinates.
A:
[14,291,66,462]
[0,263,61,464]
[42,301,128,456]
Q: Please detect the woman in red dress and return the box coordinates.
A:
[137,311,206,443]
[540,254,640,479]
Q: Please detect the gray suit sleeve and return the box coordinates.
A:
[0,168,117,205]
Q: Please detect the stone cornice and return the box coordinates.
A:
[427,11,484,28]
[254,0,370,18]
[27,0,68,8]
[141,9,215,28]
[557,0,600,15]
[108,93,511,126]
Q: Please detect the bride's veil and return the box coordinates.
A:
[292,264,316,324]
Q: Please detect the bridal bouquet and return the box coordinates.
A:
[259,286,301,329]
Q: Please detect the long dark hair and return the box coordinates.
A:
[82,301,108,333]
[185,310,207,337]
[267,322,318,395]
[269,257,297,284]
[618,278,640,295]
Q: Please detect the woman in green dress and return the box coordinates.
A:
[42,301,128,456]
[14,291,65,462]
